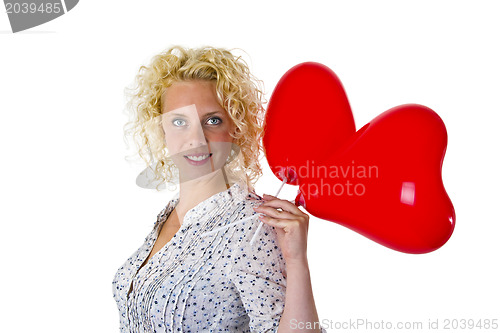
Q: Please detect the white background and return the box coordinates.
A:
[1,1,499,332]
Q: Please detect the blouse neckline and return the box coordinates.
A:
[134,179,250,277]
[156,179,249,230]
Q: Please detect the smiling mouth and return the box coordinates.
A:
[184,153,213,161]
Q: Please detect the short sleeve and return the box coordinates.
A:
[228,218,287,333]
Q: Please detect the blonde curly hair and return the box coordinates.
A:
[123,45,266,191]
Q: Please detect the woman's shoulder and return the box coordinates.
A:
[234,179,263,205]
[224,189,287,287]
[240,189,264,210]
[226,189,282,253]
[154,194,180,228]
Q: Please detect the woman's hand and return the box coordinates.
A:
[253,194,310,266]
[254,194,322,332]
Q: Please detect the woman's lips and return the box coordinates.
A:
[183,153,213,166]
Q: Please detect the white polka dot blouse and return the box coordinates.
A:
[112,180,313,332]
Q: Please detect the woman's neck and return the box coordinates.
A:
[175,168,233,224]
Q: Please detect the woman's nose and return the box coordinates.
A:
[186,124,207,148]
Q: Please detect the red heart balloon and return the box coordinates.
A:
[294,104,455,254]
[263,62,355,185]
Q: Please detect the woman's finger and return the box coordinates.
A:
[262,194,293,203]
[258,214,292,230]
[259,197,305,216]
[253,204,295,220]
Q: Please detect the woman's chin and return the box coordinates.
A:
[177,165,224,183]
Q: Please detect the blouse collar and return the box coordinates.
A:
[156,179,250,228]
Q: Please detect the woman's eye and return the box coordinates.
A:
[206,117,222,125]
[172,118,187,127]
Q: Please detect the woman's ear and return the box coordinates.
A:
[230,123,239,140]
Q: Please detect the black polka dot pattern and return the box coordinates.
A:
[112,181,317,332]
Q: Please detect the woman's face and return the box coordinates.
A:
[161,80,235,182]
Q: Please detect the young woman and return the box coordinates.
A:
[112,46,325,333]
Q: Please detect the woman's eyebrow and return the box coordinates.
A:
[164,111,223,118]
[203,111,224,117]
[167,112,187,116]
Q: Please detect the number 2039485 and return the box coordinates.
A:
[5,2,62,14]
[442,319,498,330]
